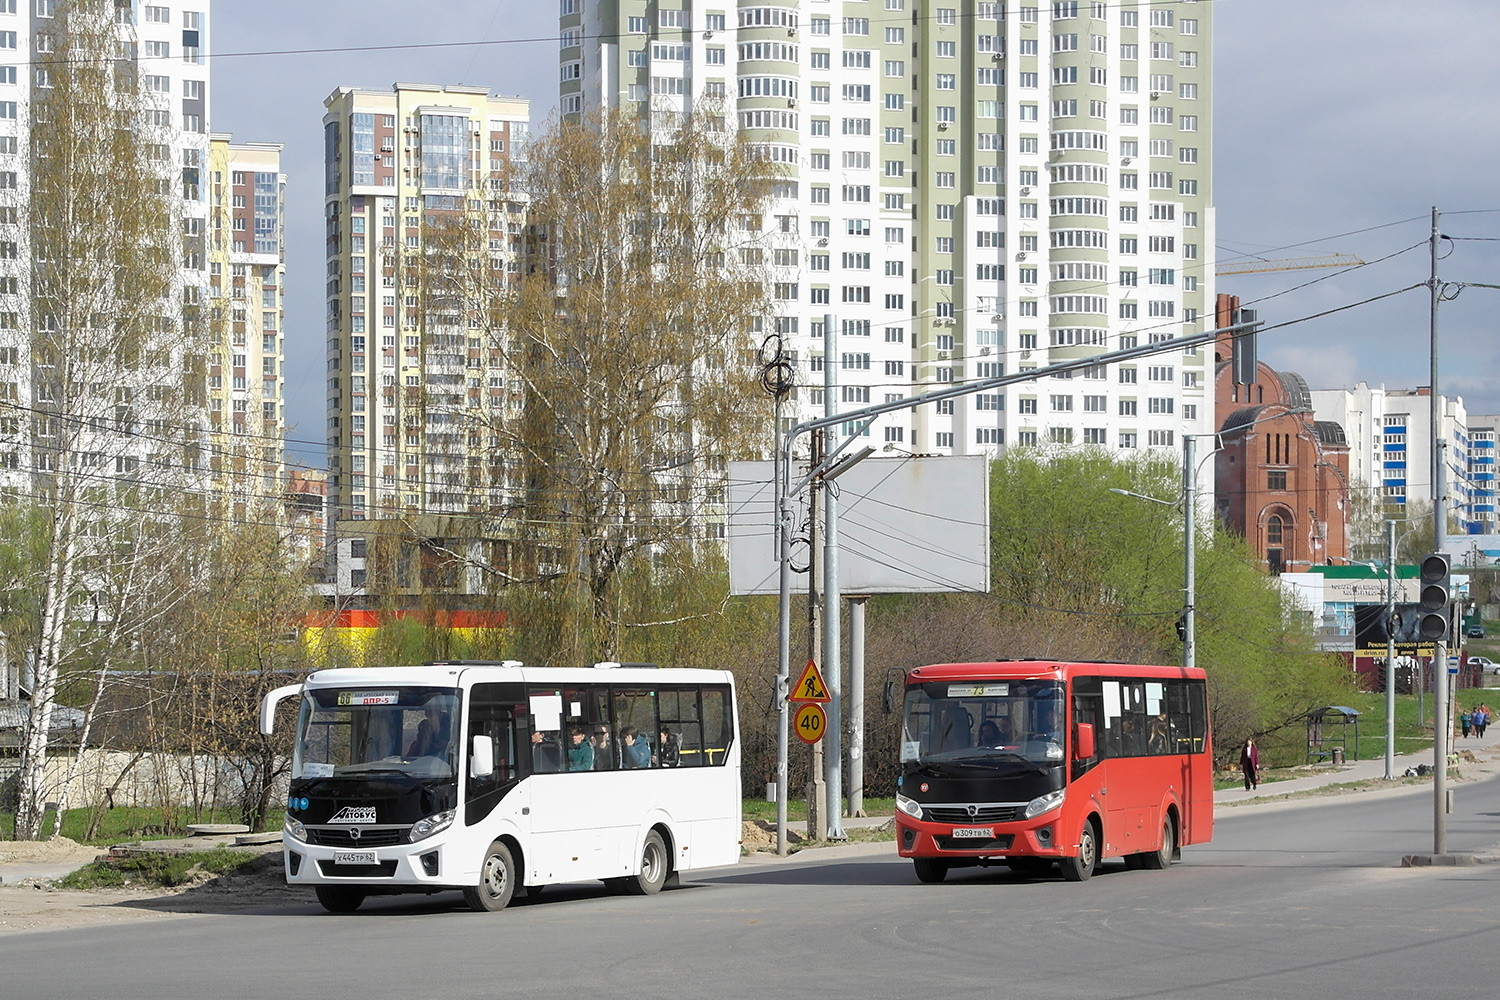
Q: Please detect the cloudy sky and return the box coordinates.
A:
[207,1,1500,465]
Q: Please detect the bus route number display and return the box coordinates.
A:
[794,703,827,745]
[336,690,399,706]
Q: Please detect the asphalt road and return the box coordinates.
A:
[5,776,1499,1000]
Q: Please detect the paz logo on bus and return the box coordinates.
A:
[789,660,831,703]
[328,806,377,824]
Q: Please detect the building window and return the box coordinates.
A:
[1268,470,1287,491]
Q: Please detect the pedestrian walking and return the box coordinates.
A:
[1239,738,1260,791]
[1461,709,1472,739]
[1475,705,1489,739]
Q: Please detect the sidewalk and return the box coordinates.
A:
[1215,721,1500,807]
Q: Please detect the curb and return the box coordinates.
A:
[1400,853,1500,867]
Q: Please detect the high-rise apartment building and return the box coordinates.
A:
[0,3,289,520]
[1467,416,1496,534]
[561,0,1214,457]
[1312,383,1475,531]
[207,137,285,519]
[322,84,530,523]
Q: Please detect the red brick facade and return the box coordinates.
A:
[1214,294,1351,573]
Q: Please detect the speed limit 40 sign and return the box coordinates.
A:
[793,703,827,745]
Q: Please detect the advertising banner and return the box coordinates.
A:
[1353,602,1435,656]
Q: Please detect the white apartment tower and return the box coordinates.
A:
[207,137,286,519]
[562,0,1215,456]
[322,84,530,521]
[0,2,238,498]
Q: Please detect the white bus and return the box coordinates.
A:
[259,661,740,913]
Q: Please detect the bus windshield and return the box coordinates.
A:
[295,686,461,781]
[901,679,1065,768]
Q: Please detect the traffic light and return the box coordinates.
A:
[1418,553,1451,641]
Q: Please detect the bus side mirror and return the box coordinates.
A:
[881,668,907,714]
[470,735,495,779]
[1073,723,1095,761]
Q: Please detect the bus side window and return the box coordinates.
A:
[701,686,732,767]
[1166,681,1193,754]
[661,688,702,767]
[1100,680,1125,758]
[1186,679,1208,752]
[612,689,659,768]
[527,687,565,774]
[1120,682,1147,757]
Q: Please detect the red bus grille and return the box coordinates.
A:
[926,805,1022,824]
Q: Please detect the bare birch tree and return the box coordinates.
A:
[486,106,779,662]
[8,0,199,839]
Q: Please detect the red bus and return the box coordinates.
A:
[893,660,1212,882]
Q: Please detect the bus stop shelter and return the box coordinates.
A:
[1305,705,1360,764]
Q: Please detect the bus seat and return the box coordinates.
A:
[534,742,562,773]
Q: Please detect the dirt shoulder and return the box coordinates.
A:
[0,838,314,935]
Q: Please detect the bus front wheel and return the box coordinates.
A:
[315,886,366,913]
[913,858,949,883]
[464,840,517,912]
[625,831,669,895]
[1060,819,1099,882]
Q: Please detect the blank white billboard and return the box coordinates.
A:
[727,455,990,596]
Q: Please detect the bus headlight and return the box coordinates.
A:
[895,793,923,821]
[285,816,308,842]
[409,808,456,843]
[1023,790,1065,819]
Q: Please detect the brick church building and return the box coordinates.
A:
[1214,294,1351,574]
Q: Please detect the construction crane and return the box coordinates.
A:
[1215,253,1365,276]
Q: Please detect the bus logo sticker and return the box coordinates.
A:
[329,806,377,824]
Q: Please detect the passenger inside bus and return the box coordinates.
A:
[567,727,594,770]
[977,717,1014,747]
[407,705,451,759]
[621,727,652,768]
[593,725,619,770]
[1032,707,1061,743]
[657,727,680,767]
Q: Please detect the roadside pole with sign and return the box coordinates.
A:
[788,659,831,747]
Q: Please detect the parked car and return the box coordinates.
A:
[1467,624,1487,639]
[1468,656,1498,676]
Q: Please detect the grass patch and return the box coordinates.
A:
[55,847,260,890]
[742,796,894,824]
[0,806,259,846]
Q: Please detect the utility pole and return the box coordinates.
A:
[847,594,867,817]
[805,433,824,842]
[1183,434,1197,672]
[1385,519,1396,780]
[822,312,845,840]
[767,336,793,856]
[1429,205,1449,855]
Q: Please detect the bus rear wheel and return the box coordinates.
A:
[1141,814,1175,870]
[624,831,669,895]
[913,858,949,883]
[463,840,517,912]
[315,886,366,913]
[1060,819,1099,882]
